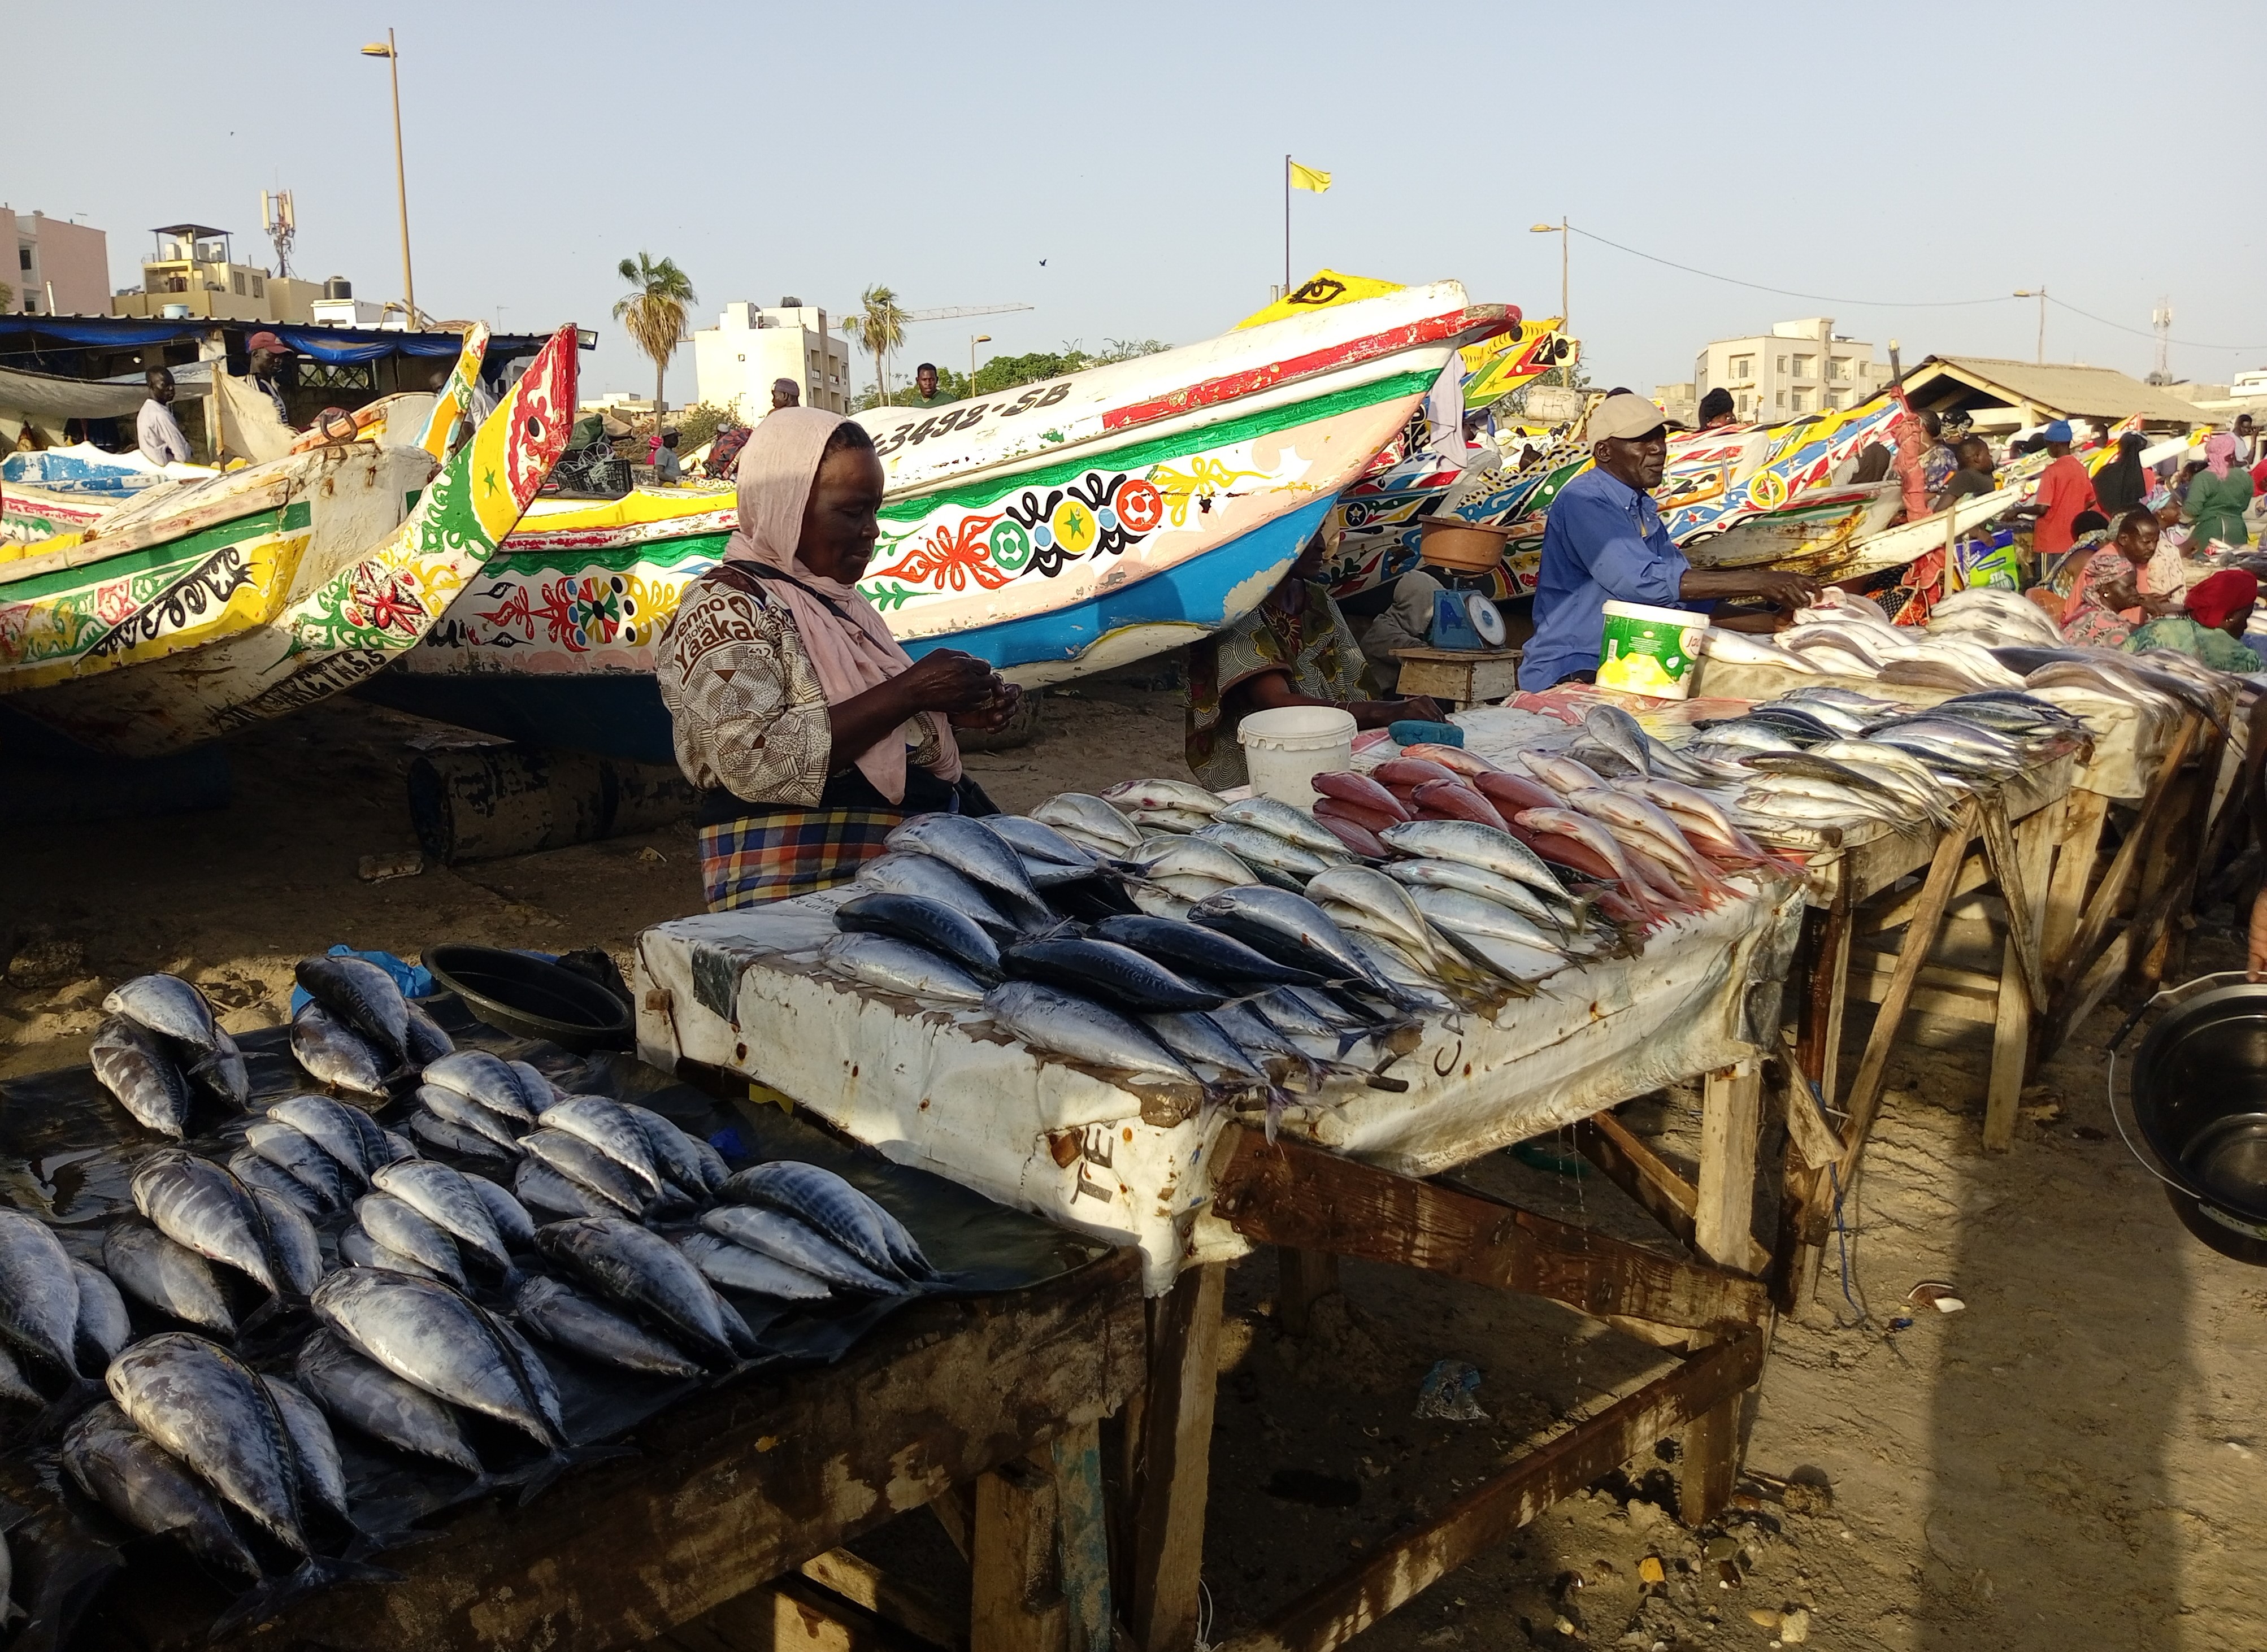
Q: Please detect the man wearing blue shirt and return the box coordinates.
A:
[1519,393,1818,689]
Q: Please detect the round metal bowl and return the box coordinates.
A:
[422,944,633,1054]
[2126,979,2267,1260]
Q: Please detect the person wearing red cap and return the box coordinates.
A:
[245,329,295,424]
[2126,566,2261,672]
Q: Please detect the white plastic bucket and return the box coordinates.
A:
[1595,599,1710,699]
[1237,706,1357,808]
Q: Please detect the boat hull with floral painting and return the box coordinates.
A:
[364,282,1510,763]
[0,325,574,756]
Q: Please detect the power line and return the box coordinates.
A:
[2043,294,2266,355]
[1564,224,2016,310]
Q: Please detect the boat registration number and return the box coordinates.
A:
[871,380,1074,458]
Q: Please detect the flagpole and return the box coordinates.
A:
[1283,154,1291,295]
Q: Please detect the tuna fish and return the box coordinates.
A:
[294,954,411,1066]
[259,1376,353,1527]
[71,1261,130,1367]
[467,1173,538,1249]
[0,1209,83,1377]
[294,1329,485,1477]
[422,1050,546,1124]
[89,1016,195,1138]
[264,1096,385,1186]
[1091,914,1330,988]
[132,1151,286,1297]
[338,1224,437,1280]
[353,1194,466,1288]
[291,1003,390,1100]
[853,854,1020,938]
[820,932,988,1003]
[614,1103,724,1200]
[834,892,1005,981]
[252,1188,324,1295]
[402,1000,455,1066]
[884,813,1055,923]
[102,974,219,1054]
[106,1333,311,1551]
[412,1083,526,1155]
[64,1401,262,1581]
[245,1120,352,1212]
[514,1158,621,1221]
[1210,796,1351,858]
[1187,887,1405,1005]
[511,1276,706,1379]
[102,1221,234,1335]
[1002,936,1227,1011]
[1031,793,1145,855]
[312,1268,566,1449]
[699,1207,904,1295]
[519,1131,648,1218]
[717,1161,930,1281]
[1378,819,1571,898]
[228,1149,328,1219]
[371,1160,513,1274]
[535,1217,755,1367]
[675,1232,833,1301]
[534,1097,662,1197]
[980,981,1200,1086]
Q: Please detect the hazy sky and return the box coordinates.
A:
[12,2,2264,403]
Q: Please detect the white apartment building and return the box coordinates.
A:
[692,300,853,420]
[1692,318,1891,422]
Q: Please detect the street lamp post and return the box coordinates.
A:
[2012,286,2047,366]
[1529,219,1567,332]
[970,332,991,393]
[361,31,415,324]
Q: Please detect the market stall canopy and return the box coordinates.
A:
[0,363,148,420]
[1903,356,2215,429]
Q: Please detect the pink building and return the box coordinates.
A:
[2,208,111,316]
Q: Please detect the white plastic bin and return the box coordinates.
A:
[1237,706,1357,808]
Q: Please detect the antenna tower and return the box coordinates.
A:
[261,190,297,278]
[2149,297,2173,385]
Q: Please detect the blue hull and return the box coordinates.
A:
[362,498,1327,763]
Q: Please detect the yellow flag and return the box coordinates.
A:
[1288,160,1332,193]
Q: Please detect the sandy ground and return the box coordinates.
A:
[5,680,2264,1650]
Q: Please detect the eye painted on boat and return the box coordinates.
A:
[526,416,543,439]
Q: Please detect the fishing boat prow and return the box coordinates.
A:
[0,324,575,756]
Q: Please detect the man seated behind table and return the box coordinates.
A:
[1517,393,1819,690]
[1358,527,1506,693]
[2126,567,2262,672]
[1184,533,1444,792]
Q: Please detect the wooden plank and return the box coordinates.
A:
[799,1550,967,1651]
[1775,1026,1845,1173]
[1692,1063,1763,1279]
[2040,786,2110,964]
[1845,960,2001,1025]
[1213,1334,1766,1652]
[2049,716,2199,995]
[1571,1111,1703,1257]
[1208,1127,1767,1332]
[1984,802,2057,1151]
[1123,1262,1225,1652]
[670,1573,935,1652]
[179,1252,1148,1652]
[1977,797,2048,1012]
[1049,1423,1114,1652]
[1836,799,1978,1186]
[972,1455,1068,1652]
[1275,1247,1341,1338]
[1812,901,1854,1112]
[1856,850,1990,936]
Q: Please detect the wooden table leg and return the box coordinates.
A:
[1983,801,2058,1151]
[1680,1060,1764,1524]
[1276,1247,1341,1339]
[1124,1263,1226,1652]
[2039,787,2109,968]
[1051,1422,1115,1652]
[974,1454,1070,1652]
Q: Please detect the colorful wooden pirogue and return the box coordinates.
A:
[0,324,571,756]
[366,281,1513,762]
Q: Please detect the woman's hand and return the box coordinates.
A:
[1389,695,1448,725]
[949,681,1024,734]
[893,649,1004,716]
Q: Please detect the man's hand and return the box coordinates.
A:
[2248,884,2267,982]
[1747,570,1822,610]
[1390,695,1449,724]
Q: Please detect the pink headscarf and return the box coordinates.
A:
[2207,432,2238,480]
[722,407,961,803]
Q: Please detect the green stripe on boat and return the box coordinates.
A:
[0,505,294,602]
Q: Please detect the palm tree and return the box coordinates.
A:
[613,252,696,423]
[847,284,907,407]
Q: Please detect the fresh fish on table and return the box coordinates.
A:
[1313,771,1412,821]
[1408,886,1575,958]
[1127,806,1218,837]
[1582,704,1664,778]
[295,1329,487,1477]
[536,1216,755,1366]
[291,1003,391,1099]
[1091,913,1331,988]
[820,932,987,1003]
[717,1160,931,1281]
[64,1401,263,1582]
[355,1194,467,1288]
[1339,933,1457,1016]
[1308,805,1395,860]
[512,1275,706,1379]
[406,1108,515,1166]
[338,1224,438,1280]
[700,1206,905,1295]
[464,1173,538,1249]
[106,1333,315,1553]
[402,1000,455,1066]
[1699,630,1818,672]
[1187,885,1405,1003]
[1191,821,1343,881]
[1377,819,1571,899]
[422,1050,546,1124]
[981,980,1202,1085]
[1101,778,1226,816]
[518,1131,649,1218]
[1306,866,1455,971]
[245,1120,352,1212]
[854,854,1021,937]
[313,1268,568,1449]
[1141,1010,1285,1089]
[103,973,219,1055]
[1032,793,1145,855]
[72,1260,131,1367]
[1210,795,1352,858]
[1382,858,1575,933]
[615,1102,727,1197]
[411,1084,526,1157]
[1509,808,1657,903]
[515,1158,623,1221]
[1370,758,1460,792]
[89,1015,196,1138]
[886,813,1056,922]
[1515,750,1610,795]
[372,1160,515,1274]
[131,1150,285,1297]
[259,1376,353,1528]
[987,814,1106,871]
[252,1188,324,1295]
[295,954,412,1066]
[1003,936,1228,1011]
[264,1096,382,1186]
[1399,743,1499,777]
[675,1232,833,1301]
[833,891,1004,982]
[535,1097,663,1197]
[1410,779,1510,831]
[103,1221,235,1334]
[1126,836,1261,890]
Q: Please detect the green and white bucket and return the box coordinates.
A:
[1595,600,1709,699]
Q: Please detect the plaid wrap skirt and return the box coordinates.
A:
[698,808,900,911]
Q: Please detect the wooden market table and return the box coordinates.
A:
[80,1251,1146,1652]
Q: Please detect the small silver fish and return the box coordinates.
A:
[1210,796,1350,858]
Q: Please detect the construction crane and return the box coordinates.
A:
[901,302,1033,325]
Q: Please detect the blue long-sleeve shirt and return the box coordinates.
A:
[1518,464,1694,689]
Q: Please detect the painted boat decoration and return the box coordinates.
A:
[1331,393,1915,601]
[0,325,574,755]
[366,281,1511,762]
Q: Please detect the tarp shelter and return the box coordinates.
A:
[1902,356,2213,431]
[0,365,147,421]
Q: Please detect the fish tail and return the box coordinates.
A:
[211,1557,404,1640]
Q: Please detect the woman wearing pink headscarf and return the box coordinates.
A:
[657,407,1020,910]
[2184,432,2255,551]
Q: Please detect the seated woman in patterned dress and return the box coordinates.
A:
[657,408,1020,910]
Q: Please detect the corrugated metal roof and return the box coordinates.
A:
[1908,356,2212,424]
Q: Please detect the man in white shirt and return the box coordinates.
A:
[136,367,192,465]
